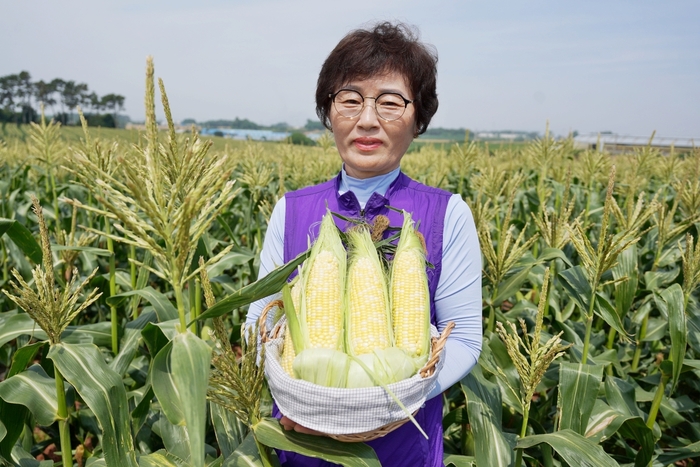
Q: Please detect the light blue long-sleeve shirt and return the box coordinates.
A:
[245,166,482,399]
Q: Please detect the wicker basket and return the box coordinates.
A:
[259,300,454,442]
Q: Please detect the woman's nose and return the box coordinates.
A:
[357,99,380,128]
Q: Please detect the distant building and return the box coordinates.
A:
[474,130,539,142]
[573,134,697,153]
[199,128,290,141]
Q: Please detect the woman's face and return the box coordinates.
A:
[329,71,416,179]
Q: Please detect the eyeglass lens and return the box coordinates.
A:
[333,90,407,121]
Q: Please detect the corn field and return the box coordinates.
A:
[1,62,700,467]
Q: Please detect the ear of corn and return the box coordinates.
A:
[298,210,346,350]
[280,210,349,387]
[390,211,431,368]
[279,210,431,390]
[280,280,302,377]
[345,227,393,356]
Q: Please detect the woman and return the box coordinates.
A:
[246,22,482,467]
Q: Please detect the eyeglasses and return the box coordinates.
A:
[330,89,414,121]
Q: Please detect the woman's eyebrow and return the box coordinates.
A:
[342,84,408,95]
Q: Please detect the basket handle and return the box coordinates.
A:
[259,299,284,343]
[419,321,455,378]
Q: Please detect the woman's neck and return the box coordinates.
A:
[338,166,401,209]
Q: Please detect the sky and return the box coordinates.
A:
[2,0,698,138]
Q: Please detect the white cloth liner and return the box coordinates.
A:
[264,325,444,435]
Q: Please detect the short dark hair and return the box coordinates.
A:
[315,22,438,136]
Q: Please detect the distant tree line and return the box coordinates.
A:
[183,118,326,133]
[190,117,294,132]
[0,71,126,128]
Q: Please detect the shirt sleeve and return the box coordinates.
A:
[245,196,286,328]
[427,194,483,399]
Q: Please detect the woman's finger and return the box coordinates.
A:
[280,416,296,431]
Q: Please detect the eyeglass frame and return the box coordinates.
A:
[329,89,415,122]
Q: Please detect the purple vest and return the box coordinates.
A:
[276,171,451,467]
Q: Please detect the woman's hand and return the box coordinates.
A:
[280,416,325,436]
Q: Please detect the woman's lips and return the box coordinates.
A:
[353,137,382,151]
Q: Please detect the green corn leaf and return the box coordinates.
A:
[594,292,628,340]
[206,249,257,278]
[534,247,573,267]
[656,440,700,465]
[558,362,604,435]
[0,407,27,457]
[138,450,188,467]
[252,418,380,467]
[0,342,43,457]
[604,377,644,418]
[644,268,680,291]
[612,244,638,319]
[142,321,176,358]
[642,317,667,341]
[0,312,111,347]
[195,249,309,323]
[107,287,178,322]
[211,402,248,459]
[0,365,60,426]
[591,348,623,375]
[154,416,191,462]
[686,312,700,354]
[516,429,619,467]
[10,444,54,466]
[493,265,533,307]
[443,454,477,467]
[223,432,266,467]
[442,407,468,430]
[0,420,5,443]
[87,458,108,467]
[558,266,592,316]
[151,331,211,467]
[132,386,155,435]
[48,343,139,467]
[585,400,653,467]
[0,218,42,264]
[659,393,694,427]
[660,284,686,393]
[150,341,184,425]
[6,342,45,378]
[109,311,157,377]
[461,366,514,467]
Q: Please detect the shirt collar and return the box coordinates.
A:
[338,165,401,209]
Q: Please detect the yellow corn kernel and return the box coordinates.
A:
[304,250,343,349]
[391,249,429,357]
[347,255,392,355]
[281,325,296,377]
[291,280,301,310]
